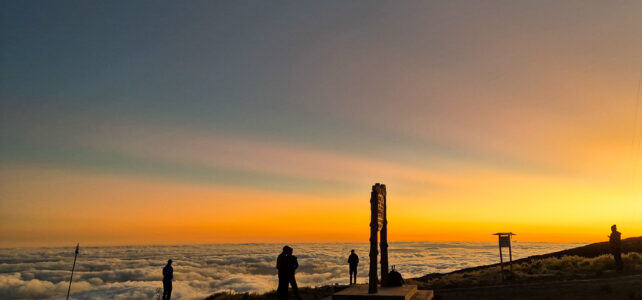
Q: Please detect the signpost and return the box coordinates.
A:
[332,183,433,300]
[493,233,515,282]
[369,183,389,293]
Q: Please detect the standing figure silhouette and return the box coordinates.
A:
[276,246,301,300]
[162,259,173,300]
[609,225,623,272]
[348,250,359,285]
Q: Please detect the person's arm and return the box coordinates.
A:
[294,257,299,270]
[356,255,359,264]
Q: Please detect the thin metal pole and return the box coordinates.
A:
[67,243,79,300]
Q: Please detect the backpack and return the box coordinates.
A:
[388,265,404,287]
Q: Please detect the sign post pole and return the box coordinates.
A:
[498,240,504,282]
[493,233,515,283]
[509,240,513,273]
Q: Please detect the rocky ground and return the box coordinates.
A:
[432,272,642,300]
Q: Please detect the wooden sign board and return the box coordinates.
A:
[499,236,511,247]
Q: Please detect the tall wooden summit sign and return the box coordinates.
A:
[369,183,388,293]
[332,183,433,300]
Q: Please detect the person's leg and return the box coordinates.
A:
[349,267,353,285]
[612,252,620,271]
[167,282,172,300]
[277,275,288,300]
[163,281,169,300]
[615,252,623,271]
[289,276,301,300]
[354,267,357,284]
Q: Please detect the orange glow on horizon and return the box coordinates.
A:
[1,164,639,247]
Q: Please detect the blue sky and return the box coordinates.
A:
[1,0,641,246]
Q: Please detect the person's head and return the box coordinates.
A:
[351,249,355,254]
[167,259,172,265]
[612,224,617,232]
[285,246,293,255]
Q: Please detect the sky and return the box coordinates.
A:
[1,0,641,247]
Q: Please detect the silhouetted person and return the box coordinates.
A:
[163,259,173,300]
[276,246,300,300]
[609,225,623,272]
[348,249,359,285]
[276,247,288,300]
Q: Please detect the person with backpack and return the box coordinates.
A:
[388,265,405,287]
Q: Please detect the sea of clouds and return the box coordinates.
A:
[0,242,583,299]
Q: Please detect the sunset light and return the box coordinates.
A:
[1,1,641,299]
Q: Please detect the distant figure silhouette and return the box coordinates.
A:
[348,249,359,285]
[276,246,301,300]
[162,259,173,300]
[609,225,623,272]
[388,265,405,287]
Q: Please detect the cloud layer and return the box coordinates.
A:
[0,242,580,299]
